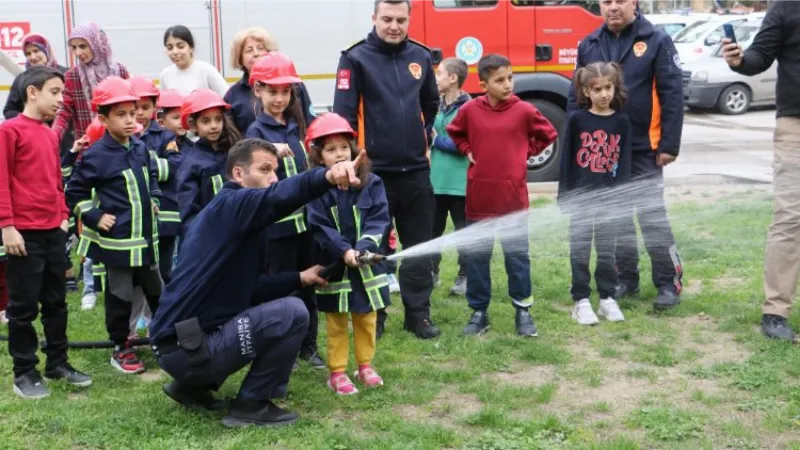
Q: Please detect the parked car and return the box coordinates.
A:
[672,14,761,63]
[682,24,776,115]
[645,13,715,37]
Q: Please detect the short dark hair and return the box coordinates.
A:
[163,25,195,49]
[21,66,65,103]
[441,57,468,88]
[226,138,278,179]
[374,0,411,14]
[477,54,511,82]
[97,101,135,118]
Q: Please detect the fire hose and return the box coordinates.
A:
[0,252,386,350]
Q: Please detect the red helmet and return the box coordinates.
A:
[84,117,106,146]
[180,89,230,129]
[304,113,357,149]
[128,76,160,100]
[249,52,302,86]
[157,89,184,110]
[91,76,138,112]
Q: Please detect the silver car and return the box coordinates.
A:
[682,24,777,115]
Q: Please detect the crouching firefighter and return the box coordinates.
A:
[148,138,367,428]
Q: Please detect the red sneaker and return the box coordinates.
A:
[328,372,358,396]
[111,348,145,374]
[354,366,384,388]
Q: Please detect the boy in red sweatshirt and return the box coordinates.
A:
[0,66,92,399]
[447,54,557,338]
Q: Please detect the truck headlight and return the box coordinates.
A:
[691,70,708,83]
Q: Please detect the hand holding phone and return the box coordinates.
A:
[722,23,737,44]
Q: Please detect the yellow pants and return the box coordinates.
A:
[325,311,377,373]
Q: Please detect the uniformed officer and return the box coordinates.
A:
[148,138,365,428]
[333,0,440,339]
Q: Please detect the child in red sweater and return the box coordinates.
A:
[447,54,557,338]
[0,66,92,399]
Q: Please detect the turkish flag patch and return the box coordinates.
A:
[337,69,351,90]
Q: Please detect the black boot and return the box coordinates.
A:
[654,288,680,311]
[515,308,538,337]
[221,397,299,428]
[298,347,325,369]
[163,381,228,411]
[615,283,640,299]
[463,310,490,336]
[407,318,441,339]
[376,309,387,340]
[761,314,796,342]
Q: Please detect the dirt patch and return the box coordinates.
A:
[394,388,481,430]
[139,370,167,382]
[677,315,752,367]
[713,276,749,291]
[683,280,704,296]
[67,392,87,401]
[485,365,557,386]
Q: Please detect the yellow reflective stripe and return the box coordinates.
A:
[146,167,159,247]
[283,156,298,177]
[62,166,73,177]
[362,234,382,246]
[76,235,91,257]
[148,150,169,183]
[0,247,5,258]
[122,169,144,267]
[298,142,308,166]
[158,210,181,223]
[330,206,341,231]
[276,210,306,233]
[353,206,361,240]
[315,280,352,295]
[68,217,76,228]
[91,264,106,276]
[359,265,387,310]
[211,175,223,195]
[81,227,149,250]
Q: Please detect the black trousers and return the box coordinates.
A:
[157,297,309,400]
[6,229,69,377]
[432,194,467,277]
[375,169,435,325]
[569,207,619,301]
[158,236,177,285]
[264,233,318,352]
[615,152,683,293]
[105,267,161,346]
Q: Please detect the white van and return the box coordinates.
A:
[672,14,762,64]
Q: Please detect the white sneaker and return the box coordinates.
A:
[598,297,625,322]
[0,310,8,324]
[387,274,400,294]
[81,293,97,311]
[572,298,599,326]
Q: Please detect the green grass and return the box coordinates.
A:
[1,188,799,449]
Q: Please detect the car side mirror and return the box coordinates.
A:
[705,35,721,46]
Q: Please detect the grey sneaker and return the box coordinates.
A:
[44,363,92,387]
[14,371,50,400]
[761,314,796,342]
[450,276,467,296]
[463,310,490,336]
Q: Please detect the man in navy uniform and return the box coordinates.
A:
[149,138,365,428]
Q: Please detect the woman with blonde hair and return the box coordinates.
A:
[224,26,315,133]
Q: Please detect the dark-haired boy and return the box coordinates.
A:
[430,57,471,295]
[447,54,558,338]
[65,76,162,375]
[0,66,92,399]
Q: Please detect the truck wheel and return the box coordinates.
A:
[717,84,751,115]
[526,99,565,182]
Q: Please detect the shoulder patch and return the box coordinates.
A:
[342,39,366,53]
[408,38,431,51]
[166,140,179,152]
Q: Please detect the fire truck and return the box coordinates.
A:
[0,0,602,181]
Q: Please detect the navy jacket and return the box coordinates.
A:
[333,29,439,173]
[139,120,183,237]
[245,112,309,239]
[149,168,332,342]
[567,15,684,156]
[224,71,316,135]
[307,173,391,314]
[176,138,227,233]
[65,133,161,268]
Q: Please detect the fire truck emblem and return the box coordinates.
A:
[633,41,647,57]
[455,36,483,65]
[408,62,422,79]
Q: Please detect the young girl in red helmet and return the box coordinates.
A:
[245,52,324,369]
[306,113,390,395]
[176,89,241,232]
[156,89,189,151]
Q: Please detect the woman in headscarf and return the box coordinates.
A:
[4,33,68,118]
[51,22,130,143]
[223,26,315,134]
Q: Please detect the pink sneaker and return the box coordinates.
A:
[354,366,384,388]
[328,372,359,396]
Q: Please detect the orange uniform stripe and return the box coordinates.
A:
[357,97,366,151]
[649,80,662,151]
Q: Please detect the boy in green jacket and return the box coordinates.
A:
[430,57,471,296]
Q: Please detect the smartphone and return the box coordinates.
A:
[723,23,737,43]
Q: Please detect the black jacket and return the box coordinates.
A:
[333,29,439,173]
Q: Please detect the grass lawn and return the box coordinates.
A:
[1,185,799,450]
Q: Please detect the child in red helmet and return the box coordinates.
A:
[305,113,390,395]
[176,89,241,232]
[65,76,163,375]
[156,89,189,151]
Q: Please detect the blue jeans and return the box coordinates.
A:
[82,258,95,296]
[465,220,532,312]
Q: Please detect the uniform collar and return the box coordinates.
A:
[256,110,297,132]
[100,131,134,150]
[366,28,408,54]
[222,180,241,191]
[140,119,163,137]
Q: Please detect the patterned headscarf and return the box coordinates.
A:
[22,33,59,69]
[68,22,122,102]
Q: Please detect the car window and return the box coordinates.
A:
[712,27,759,56]
[656,23,686,36]
[673,20,714,43]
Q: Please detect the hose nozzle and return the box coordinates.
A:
[358,251,385,266]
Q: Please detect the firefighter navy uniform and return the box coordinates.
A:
[176,138,227,234]
[65,132,163,346]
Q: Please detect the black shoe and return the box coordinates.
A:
[163,381,228,411]
[463,310,490,336]
[376,319,385,341]
[65,277,78,292]
[761,314,796,342]
[222,397,299,428]
[654,288,680,311]
[615,283,640,299]
[515,309,538,337]
[298,348,326,369]
[409,318,441,339]
[13,371,50,400]
[44,363,92,387]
